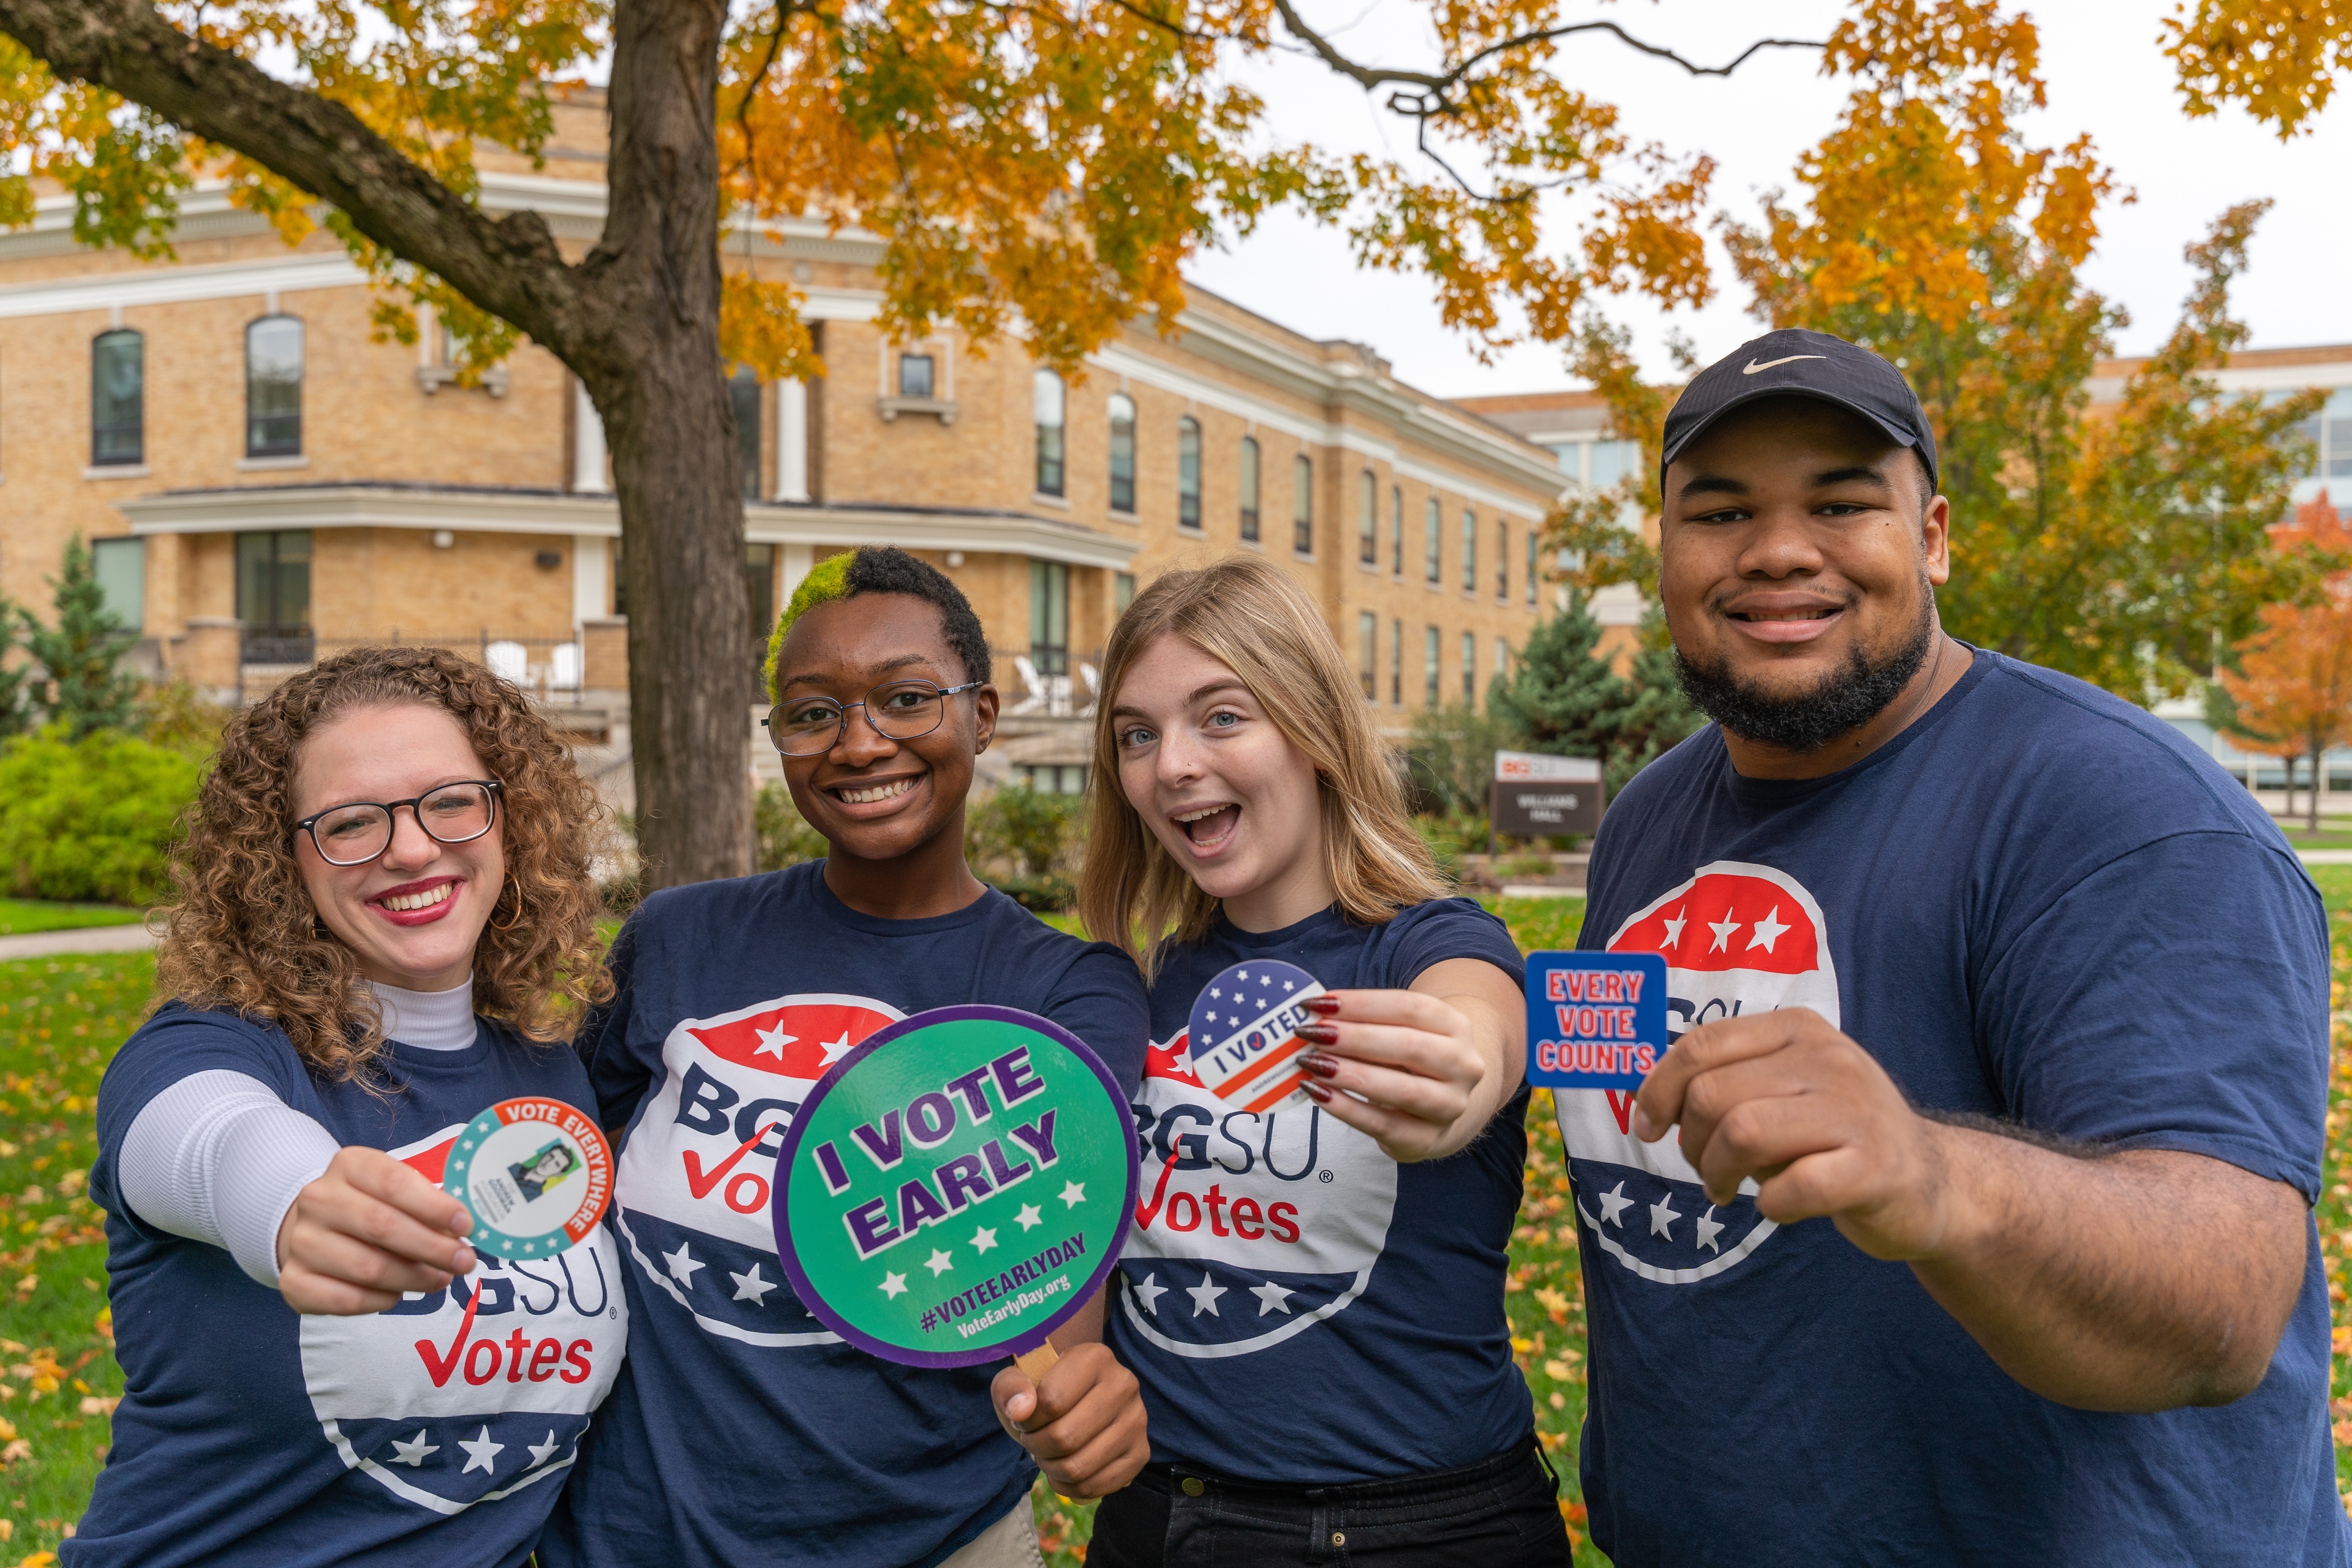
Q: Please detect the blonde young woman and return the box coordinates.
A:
[1079,556,1563,1566]
[69,647,625,1568]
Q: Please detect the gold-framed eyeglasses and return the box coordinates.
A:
[762,679,984,757]
[292,780,503,866]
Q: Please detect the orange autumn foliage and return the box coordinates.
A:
[2221,589,2352,830]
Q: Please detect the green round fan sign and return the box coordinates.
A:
[772,1005,1138,1367]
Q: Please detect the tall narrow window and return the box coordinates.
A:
[1526,529,1539,606]
[246,316,303,458]
[1424,497,1441,583]
[92,537,146,633]
[1496,520,1510,600]
[1031,559,1071,677]
[1358,471,1378,565]
[1116,572,1137,614]
[1390,618,1403,706]
[1461,510,1477,592]
[235,530,313,663]
[91,329,143,466]
[1034,371,1066,497]
[1496,636,1511,687]
[1107,393,1137,514]
[1462,630,1477,706]
[1177,417,1202,530]
[1293,454,1314,555]
[730,366,761,500]
[1423,625,1441,708]
[1358,612,1378,699]
[1391,486,1404,576]
[1239,437,1261,541]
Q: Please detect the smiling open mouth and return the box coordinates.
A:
[379,884,452,913]
[1730,606,1841,622]
[835,778,916,805]
[1175,804,1238,845]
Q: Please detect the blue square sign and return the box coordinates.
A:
[1524,950,1668,1091]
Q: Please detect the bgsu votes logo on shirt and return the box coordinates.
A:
[1117,1035,1398,1358]
[1555,861,1839,1286]
[298,1123,627,1517]
[612,992,901,1347]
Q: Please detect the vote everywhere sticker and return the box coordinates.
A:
[1186,959,1325,1115]
[772,1005,1137,1368]
[442,1097,615,1260]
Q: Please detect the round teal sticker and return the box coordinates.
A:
[772,1005,1138,1367]
[442,1096,614,1260]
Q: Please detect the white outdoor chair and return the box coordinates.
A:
[485,641,530,685]
[549,642,584,690]
[1077,662,1101,717]
[1009,654,1049,717]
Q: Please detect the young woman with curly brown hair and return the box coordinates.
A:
[68,647,627,1568]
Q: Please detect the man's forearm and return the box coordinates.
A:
[1902,1129,2305,1412]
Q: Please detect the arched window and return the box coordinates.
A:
[1177,417,1202,530]
[1460,508,1477,592]
[91,329,144,467]
[1107,393,1137,513]
[1034,370,1066,497]
[1238,436,1261,541]
[246,316,303,458]
[1292,454,1314,555]
[1358,470,1378,565]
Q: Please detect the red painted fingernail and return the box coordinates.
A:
[1297,1023,1338,1045]
[1302,1080,1333,1103]
[1298,1052,1339,1078]
[1303,997,1341,1016]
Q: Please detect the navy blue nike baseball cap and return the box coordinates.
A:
[1660,328,1939,493]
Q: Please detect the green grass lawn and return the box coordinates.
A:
[1,886,2343,1566]
[0,905,144,940]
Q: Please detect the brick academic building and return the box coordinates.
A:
[0,89,1572,795]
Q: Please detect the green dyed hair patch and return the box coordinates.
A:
[763,552,854,702]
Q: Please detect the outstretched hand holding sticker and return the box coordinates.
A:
[772,1005,1147,1495]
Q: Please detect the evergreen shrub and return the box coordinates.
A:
[0,728,199,905]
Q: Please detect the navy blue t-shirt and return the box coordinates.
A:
[541,862,1148,1568]
[1105,898,1532,1484]
[69,1005,627,1568]
[1568,651,2345,1567]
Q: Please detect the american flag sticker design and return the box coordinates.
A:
[1186,960,1324,1114]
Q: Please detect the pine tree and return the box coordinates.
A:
[1602,609,1703,796]
[0,594,33,742]
[25,535,140,739]
[1490,590,1626,762]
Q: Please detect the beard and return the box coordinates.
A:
[1674,582,1937,755]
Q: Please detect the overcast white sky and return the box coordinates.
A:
[1183,0,2352,398]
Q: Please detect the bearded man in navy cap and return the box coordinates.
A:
[1561,328,2346,1566]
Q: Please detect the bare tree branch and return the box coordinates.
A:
[0,0,602,359]
[1266,0,1821,108]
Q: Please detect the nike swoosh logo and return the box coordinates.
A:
[1743,355,1826,374]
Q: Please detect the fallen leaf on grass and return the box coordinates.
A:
[77,1396,115,1417]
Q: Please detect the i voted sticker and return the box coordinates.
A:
[442,1097,614,1259]
[1186,959,1325,1115]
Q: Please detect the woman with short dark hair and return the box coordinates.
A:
[69,646,625,1568]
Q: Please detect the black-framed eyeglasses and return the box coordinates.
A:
[761,679,984,757]
[292,780,503,866]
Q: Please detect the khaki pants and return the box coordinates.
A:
[939,1501,1045,1568]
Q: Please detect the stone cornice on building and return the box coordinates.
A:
[117,482,1139,568]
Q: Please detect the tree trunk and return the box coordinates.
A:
[0,0,756,890]
[579,0,752,889]
[2311,733,2326,834]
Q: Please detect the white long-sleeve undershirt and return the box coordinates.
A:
[116,979,479,1288]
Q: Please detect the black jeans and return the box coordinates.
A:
[1087,1439,1571,1567]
